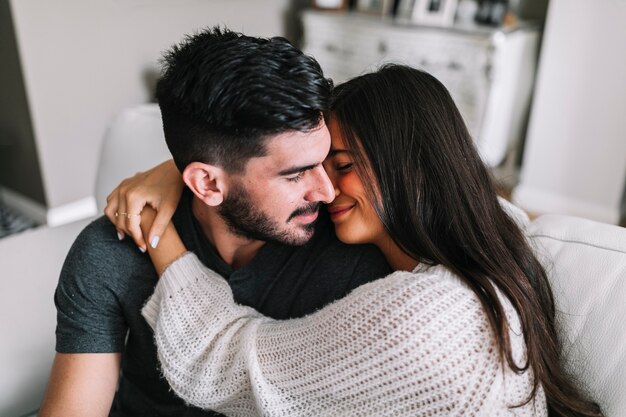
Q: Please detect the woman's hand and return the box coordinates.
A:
[138,206,187,276]
[104,159,184,252]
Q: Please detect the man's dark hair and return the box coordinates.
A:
[156,26,333,173]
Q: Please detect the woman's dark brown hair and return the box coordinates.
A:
[330,64,602,417]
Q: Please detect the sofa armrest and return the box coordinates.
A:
[528,214,626,417]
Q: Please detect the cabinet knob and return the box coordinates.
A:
[378,40,388,55]
[447,61,463,71]
[324,43,340,53]
[323,42,354,57]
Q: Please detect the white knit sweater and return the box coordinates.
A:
[142,253,547,417]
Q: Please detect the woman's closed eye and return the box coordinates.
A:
[334,162,353,173]
[323,158,354,175]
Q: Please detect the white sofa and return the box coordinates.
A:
[528,215,626,416]
[0,105,624,416]
[0,105,170,417]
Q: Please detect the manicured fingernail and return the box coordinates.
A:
[139,246,146,253]
[150,236,160,249]
[117,231,124,241]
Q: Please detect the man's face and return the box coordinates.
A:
[219,120,335,245]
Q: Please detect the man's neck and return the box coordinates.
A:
[191,197,266,269]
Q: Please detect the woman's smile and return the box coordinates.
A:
[326,204,355,222]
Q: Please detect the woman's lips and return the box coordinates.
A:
[327,205,354,221]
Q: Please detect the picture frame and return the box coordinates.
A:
[411,0,458,26]
[313,0,349,10]
[395,0,417,20]
[356,0,395,16]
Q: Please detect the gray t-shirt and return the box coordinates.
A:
[54,190,391,416]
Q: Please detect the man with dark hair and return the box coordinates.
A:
[39,27,390,416]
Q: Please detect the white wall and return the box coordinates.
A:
[513,0,626,223]
[9,0,289,223]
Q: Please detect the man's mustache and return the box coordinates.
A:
[287,203,321,222]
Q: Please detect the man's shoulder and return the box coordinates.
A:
[69,215,113,245]
[60,215,154,287]
[55,216,155,353]
[70,215,143,260]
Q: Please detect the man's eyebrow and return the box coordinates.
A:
[277,163,320,176]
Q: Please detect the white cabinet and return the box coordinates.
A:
[513,0,626,224]
[302,10,540,169]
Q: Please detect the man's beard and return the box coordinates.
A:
[218,182,320,246]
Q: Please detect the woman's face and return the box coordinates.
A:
[323,118,387,246]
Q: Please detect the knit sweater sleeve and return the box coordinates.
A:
[142,252,530,417]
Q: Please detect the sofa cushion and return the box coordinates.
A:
[0,219,91,417]
[95,104,170,211]
[528,214,626,417]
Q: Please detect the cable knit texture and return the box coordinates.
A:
[142,253,547,417]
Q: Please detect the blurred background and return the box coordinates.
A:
[0,2,625,416]
[0,0,625,239]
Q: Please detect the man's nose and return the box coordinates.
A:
[306,165,335,204]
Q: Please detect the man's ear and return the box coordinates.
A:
[182,162,228,206]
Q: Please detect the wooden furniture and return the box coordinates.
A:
[302,10,540,175]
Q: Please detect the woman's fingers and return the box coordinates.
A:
[126,213,145,252]
[125,189,149,251]
[111,185,130,240]
[103,159,183,250]
[104,179,140,245]
[104,189,123,239]
[114,185,130,239]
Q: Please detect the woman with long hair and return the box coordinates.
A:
[108,65,602,416]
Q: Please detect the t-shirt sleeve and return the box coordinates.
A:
[54,218,129,353]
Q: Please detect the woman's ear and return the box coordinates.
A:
[182,162,228,206]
